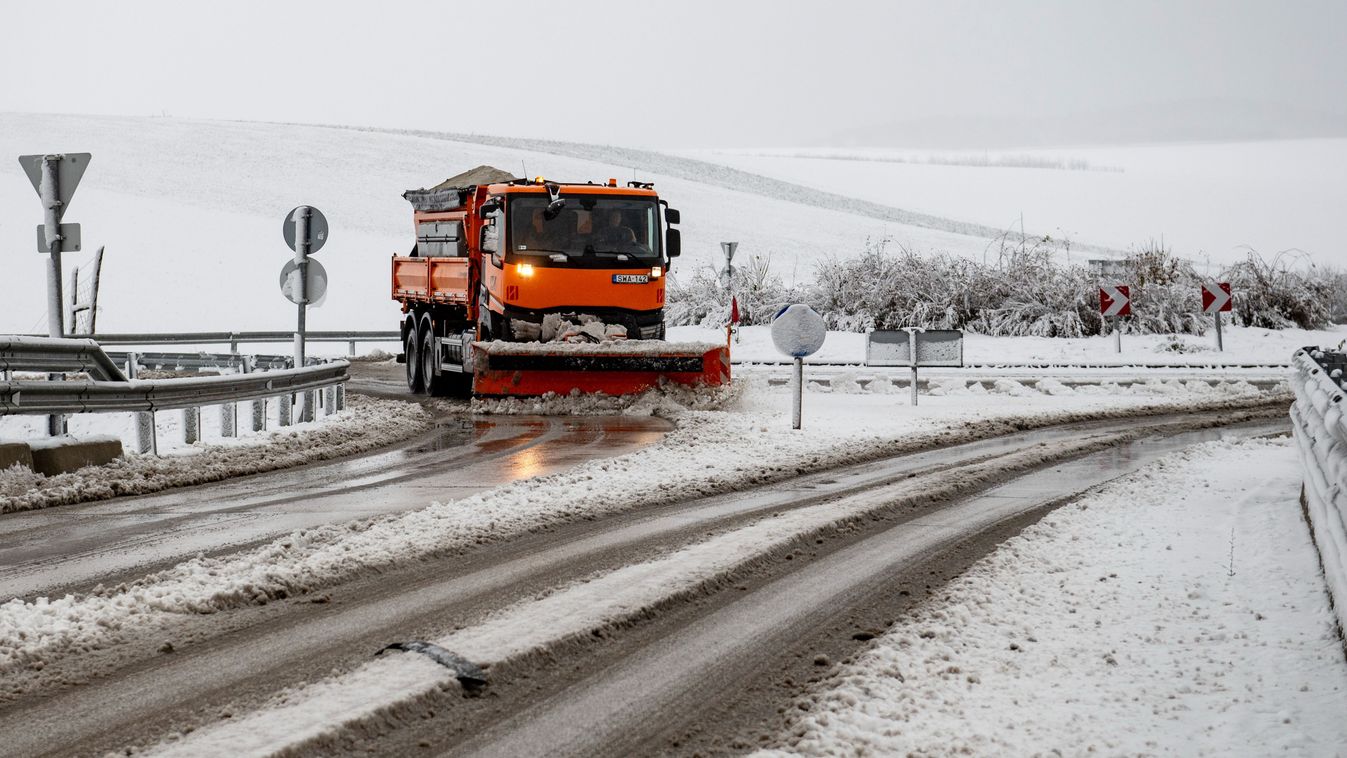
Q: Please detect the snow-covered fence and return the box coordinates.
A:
[0,336,349,454]
[1289,347,1347,636]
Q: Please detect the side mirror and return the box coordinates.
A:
[478,197,502,218]
[666,228,681,258]
[665,207,681,225]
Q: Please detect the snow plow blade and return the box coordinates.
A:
[472,341,731,397]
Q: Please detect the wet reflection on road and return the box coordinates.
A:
[0,413,673,600]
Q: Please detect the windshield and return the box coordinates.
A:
[508,195,660,265]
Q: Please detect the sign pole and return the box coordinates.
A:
[1214,312,1223,352]
[40,156,67,436]
[41,156,65,339]
[1113,319,1121,354]
[909,327,920,406]
[293,206,310,369]
[791,356,803,430]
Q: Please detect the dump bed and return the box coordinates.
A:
[391,255,471,305]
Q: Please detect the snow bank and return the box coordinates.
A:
[0,396,431,514]
[0,379,1287,689]
[1288,347,1347,639]
[756,437,1347,756]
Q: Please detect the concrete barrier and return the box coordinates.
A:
[26,436,124,476]
[0,441,34,472]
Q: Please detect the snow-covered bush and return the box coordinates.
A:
[1111,242,1207,335]
[666,237,1341,337]
[665,253,799,327]
[1223,250,1336,330]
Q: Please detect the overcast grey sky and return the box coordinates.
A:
[2,0,1343,147]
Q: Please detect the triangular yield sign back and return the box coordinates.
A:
[18,153,92,220]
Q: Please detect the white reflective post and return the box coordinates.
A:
[791,357,803,430]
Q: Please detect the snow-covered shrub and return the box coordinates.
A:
[1222,250,1336,330]
[1110,242,1206,335]
[665,253,800,327]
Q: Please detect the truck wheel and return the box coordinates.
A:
[420,325,444,396]
[405,327,424,394]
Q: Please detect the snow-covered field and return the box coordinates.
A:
[687,140,1347,266]
[757,436,1347,756]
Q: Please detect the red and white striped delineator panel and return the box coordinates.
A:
[1202,281,1233,314]
[1099,285,1131,317]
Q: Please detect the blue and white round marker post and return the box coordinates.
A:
[771,304,826,430]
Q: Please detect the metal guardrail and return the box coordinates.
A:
[1,336,350,455]
[1289,346,1347,640]
[0,362,349,415]
[106,352,305,373]
[68,330,400,353]
[0,336,128,381]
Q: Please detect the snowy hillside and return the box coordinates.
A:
[685,140,1347,266]
[0,114,1018,335]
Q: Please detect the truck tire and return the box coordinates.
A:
[405,327,424,394]
[420,325,441,396]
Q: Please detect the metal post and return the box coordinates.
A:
[41,156,65,339]
[220,402,236,438]
[278,395,293,427]
[791,356,802,430]
[136,412,157,456]
[125,351,139,379]
[1113,320,1121,354]
[336,383,345,411]
[183,407,200,444]
[909,327,920,406]
[241,357,265,432]
[301,390,316,423]
[294,206,310,371]
[41,156,66,437]
[349,339,356,357]
[324,385,336,415]
[1214,313,1224,352]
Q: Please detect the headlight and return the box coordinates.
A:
[650,266,663,278]
[517,263,535,277]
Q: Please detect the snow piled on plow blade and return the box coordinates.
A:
[471,340,731,397]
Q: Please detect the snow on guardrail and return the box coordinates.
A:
[1289,346,1347,636]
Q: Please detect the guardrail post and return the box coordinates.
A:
[136,411,157,455]
[125,351,139,379]
[278,394,293,427]
[230,333,239,354]
[324,385,336,415]
[220,402,236,438]
[336,383,345,411]
[301,390,316,423]
[349,340,356,357]
[183,406,200,444]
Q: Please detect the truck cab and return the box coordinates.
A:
[473,181,679,341]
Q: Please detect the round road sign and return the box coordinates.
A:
[771,303,826,358]
[279,258,328,305]
[282,205,329,254]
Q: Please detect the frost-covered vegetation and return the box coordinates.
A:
[667,238,1342,338]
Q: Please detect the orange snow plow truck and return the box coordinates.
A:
[391,166,730,397]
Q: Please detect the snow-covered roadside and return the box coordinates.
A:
[0,378,1283,691]
[671,324,1346,367]
[755,437,1347,757]
[0,396,431,514]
